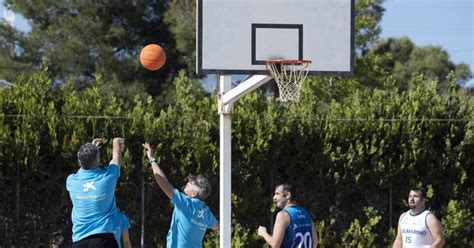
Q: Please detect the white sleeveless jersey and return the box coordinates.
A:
[399,209,435,248]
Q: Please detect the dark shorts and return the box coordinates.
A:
[72,233,118,248]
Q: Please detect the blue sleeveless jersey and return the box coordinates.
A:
[281,206,313,248]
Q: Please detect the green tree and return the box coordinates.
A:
[164,0,196,74]
[370,37,472,90]
[355,0,385,55]
[1,0,183,98]
[0,20,41,83]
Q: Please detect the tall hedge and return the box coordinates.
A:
[0,70,472,247]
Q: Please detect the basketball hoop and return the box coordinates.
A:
[266,60,311,102]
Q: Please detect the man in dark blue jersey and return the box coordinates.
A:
[258,183,318,248]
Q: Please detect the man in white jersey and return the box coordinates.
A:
[393,188,444,248]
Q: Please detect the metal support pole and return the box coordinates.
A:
[219,75,232,248]
[217,74,270,247]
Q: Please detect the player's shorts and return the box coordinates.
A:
[72,233,118,248]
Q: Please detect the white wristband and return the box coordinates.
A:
[149,157,157,164]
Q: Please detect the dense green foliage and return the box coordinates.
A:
[0,69,472,247]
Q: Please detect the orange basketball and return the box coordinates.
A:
[140,44,166,70]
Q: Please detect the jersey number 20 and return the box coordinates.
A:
[295,232,312,248]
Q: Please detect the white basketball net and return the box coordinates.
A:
[266,60,311,102]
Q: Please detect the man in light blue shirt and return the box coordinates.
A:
[142,143,219,248]
[66,137,126,248]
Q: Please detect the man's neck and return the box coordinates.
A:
[285,201,297,208]
[81,164,99,170]
[409,207,426,215]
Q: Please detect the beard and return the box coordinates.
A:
[409,202,416,209]
[276,199,287,209]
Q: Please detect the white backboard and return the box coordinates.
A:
[197,0,354,76]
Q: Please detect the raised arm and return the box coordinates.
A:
[258,210,290,247]
[110,138,125,168]
[142,143,174,199]
[427,213,445,248]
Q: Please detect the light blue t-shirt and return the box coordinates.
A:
[112,211,131,248]
[66,164,120,242]
[167,189,217,248]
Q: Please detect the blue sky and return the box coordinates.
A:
[1,0,473,87]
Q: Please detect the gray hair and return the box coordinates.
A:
[77,143,99,169]
[188,175,212,201]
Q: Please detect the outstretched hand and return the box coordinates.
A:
[113,137,125,152]
[110,137,125,167]
[92,138,103,148]
[142,143,155,159]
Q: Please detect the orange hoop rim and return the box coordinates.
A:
[266,59,312,64]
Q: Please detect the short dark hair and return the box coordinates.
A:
[410,187,427,199]
[276,182,297,200]
[77,143,99,169]
[188,175,211,201]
